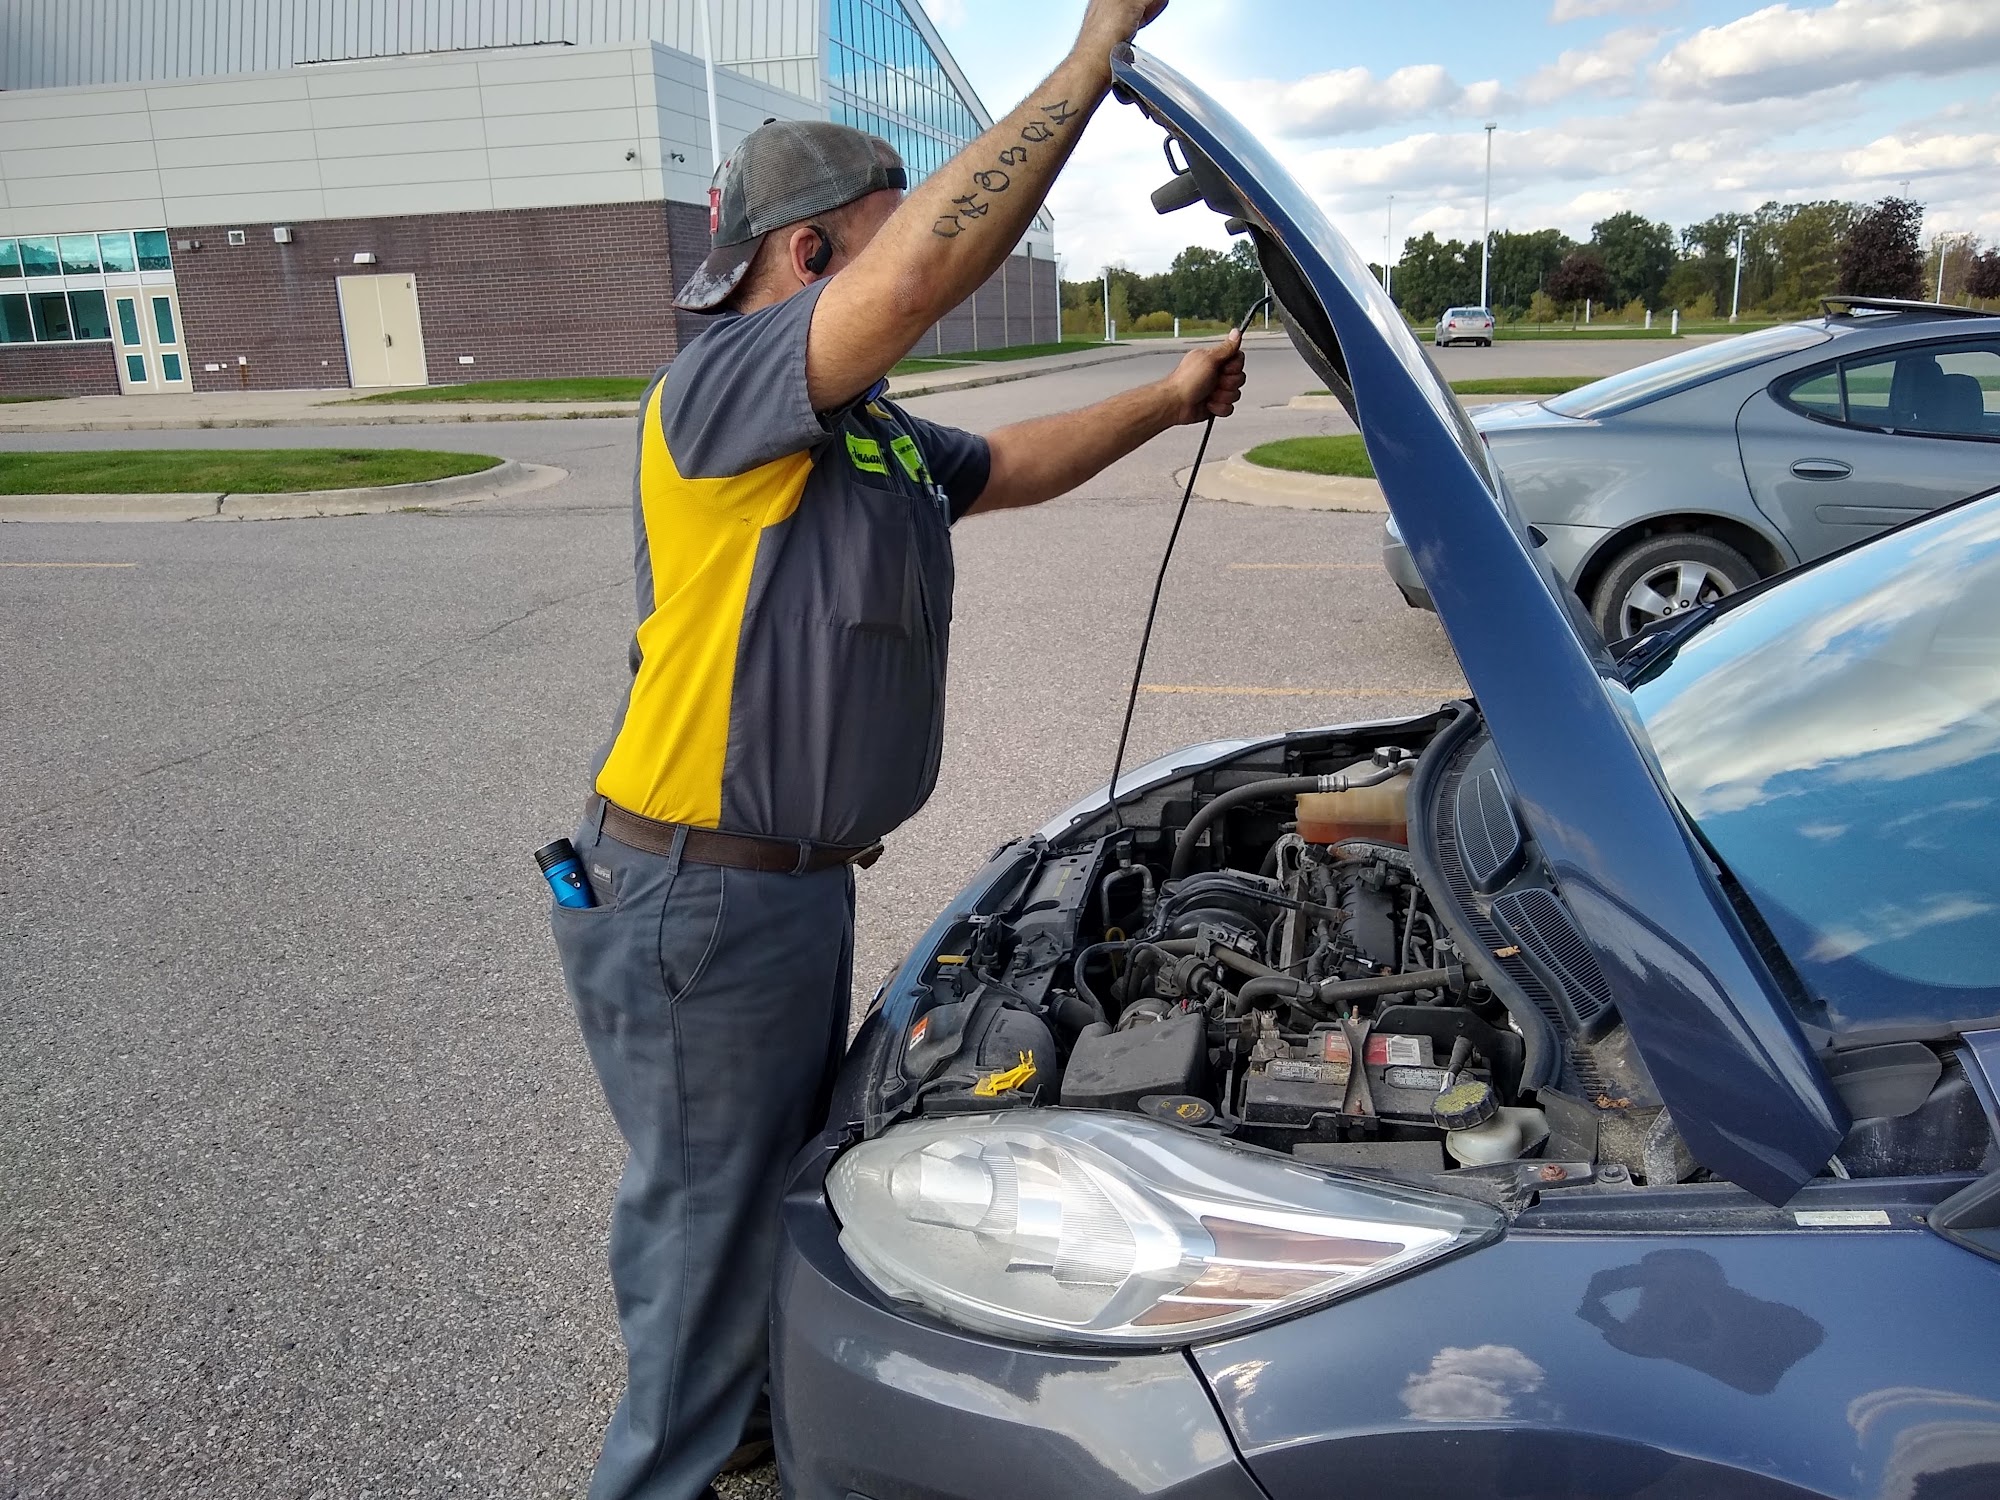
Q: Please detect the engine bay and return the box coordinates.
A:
[879,705,1994,1198]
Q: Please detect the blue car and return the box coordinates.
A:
[771,48,2000,1500]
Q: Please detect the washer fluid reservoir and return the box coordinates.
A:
[1296,760,1412,846]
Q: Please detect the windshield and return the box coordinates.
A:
[1545,323,1830,418]
[1632,493,2000,1039]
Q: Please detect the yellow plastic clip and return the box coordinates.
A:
[972,1051,1037,1098]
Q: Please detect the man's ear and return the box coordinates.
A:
[786,225,828,286]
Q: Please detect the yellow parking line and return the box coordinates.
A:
[1142,684,1463,698]
[0,561,138,568]
[1226,562,1375,571]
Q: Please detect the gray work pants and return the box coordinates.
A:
[552,803,853,1500]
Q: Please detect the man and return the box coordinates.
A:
[552,2,1243,1496]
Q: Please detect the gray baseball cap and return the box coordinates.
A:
[675,120,908,313]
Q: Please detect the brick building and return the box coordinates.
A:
[0,0,1059,399]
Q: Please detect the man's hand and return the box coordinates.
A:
[1078,0,1170,57]
[1159,329,1247,426]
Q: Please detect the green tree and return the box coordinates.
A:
[1394,231,1479,321]
[1677,211,1752,310]
[1767,200,1857,310]
[1591,211,1676,308]
[1485,228,1574,318]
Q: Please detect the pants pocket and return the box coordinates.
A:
[553,852,725,1042]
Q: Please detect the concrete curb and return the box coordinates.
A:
[1181,453,1386,513]
[0,407,639,433]
[888,346,1156,400]
[0,459,567,523]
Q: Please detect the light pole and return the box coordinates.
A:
[1479,122,1496,309]
[1383,194,1396,297]
[1937,235,1949,303]
[1729,223,1745,323]
[1103,266,1112,343]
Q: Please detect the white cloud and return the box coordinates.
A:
[1550,0,1677,20]
[1522,26,1667,103]
[1654,0,2000,103]
[1842,130,2000,181]
[1254,63,1510,138]
[926,0,968,26]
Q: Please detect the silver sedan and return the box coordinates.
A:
[1434,305,1495,347]
[1387,298,2000,638]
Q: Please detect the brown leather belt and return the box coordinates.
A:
[596,798,883,875]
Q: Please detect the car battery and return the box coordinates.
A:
[1241,1029,1446,1125]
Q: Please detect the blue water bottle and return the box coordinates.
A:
[535,839,596,908]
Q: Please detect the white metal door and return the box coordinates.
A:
[337,274,428,389]
[112,287,190,394]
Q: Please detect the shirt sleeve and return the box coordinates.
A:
[899,412,992,523]
[655,280,832,479]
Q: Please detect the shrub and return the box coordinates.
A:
[1527,290,1558,324]
[1133,310,1175,333]
[1683,291,1718,321]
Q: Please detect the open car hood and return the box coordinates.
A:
[1113,47,1846,1203]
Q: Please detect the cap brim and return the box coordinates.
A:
[674,234,764,313]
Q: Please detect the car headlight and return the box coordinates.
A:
[827,1111,1500,1347]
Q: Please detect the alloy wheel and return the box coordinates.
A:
[1618,559,1738,638]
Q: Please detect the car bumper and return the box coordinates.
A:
[1381,522,1432,610]
[771,1145,1270,1500]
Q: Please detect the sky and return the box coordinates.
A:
[920,0,2000,277]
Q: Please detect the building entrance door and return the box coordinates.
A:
[111,287,191,394]
[337,274,429,388]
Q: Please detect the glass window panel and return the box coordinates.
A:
[162,353,184,382]
[1782,368,1842,420]
[58,234,100,275]
[0,293,31,343]
[97,232,137,273]
[18,236,60,277]
[152,295,177,344]
[0,240,18,279]
[126,353,149,383]
[31,291,73,340]
[69,289,111,340]
[1847,346,2000,437]
[116,296,142,346]
[134,230,172,271]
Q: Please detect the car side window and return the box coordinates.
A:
[1840,343,2000,439]
[1781,368,1843,421]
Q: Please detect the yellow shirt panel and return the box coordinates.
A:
[594,383,813,826]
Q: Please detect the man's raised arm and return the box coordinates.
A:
[807,0,1167,408]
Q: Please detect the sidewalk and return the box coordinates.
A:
[0,332,1273,436]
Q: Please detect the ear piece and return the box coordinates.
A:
[804,225,835,276]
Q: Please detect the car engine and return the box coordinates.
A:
[879,705,1994,1192]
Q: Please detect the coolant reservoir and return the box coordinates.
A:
[1296,759,1412,846]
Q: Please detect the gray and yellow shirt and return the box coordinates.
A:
[594,282,990,848]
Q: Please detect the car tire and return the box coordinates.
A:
[1590,532,1761,642]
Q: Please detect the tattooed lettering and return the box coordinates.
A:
[928,98,1080,236]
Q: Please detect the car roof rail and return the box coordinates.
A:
[1818,294,1990,320]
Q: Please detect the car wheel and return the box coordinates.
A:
[1591,533,1761,641]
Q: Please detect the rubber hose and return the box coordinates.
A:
[1328,838,1416,870]
[1071,941,1129,1021]
[1169,776,1325,880]
[1050,992,1104,1036]
[1230,964,1462,1013]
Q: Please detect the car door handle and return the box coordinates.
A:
[1791,458,1851,480]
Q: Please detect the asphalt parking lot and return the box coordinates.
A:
[1,336,1666,1498]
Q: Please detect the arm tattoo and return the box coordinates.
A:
[930,98,1077,239]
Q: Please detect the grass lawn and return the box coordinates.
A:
[1451,376,1592,396]
[0,393,63,404]
[0,448,502,494]
[1243,435,1375,479]
[346,377,647,404]
[890,357,973,376]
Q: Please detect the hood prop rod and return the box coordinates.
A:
[1105,295,1272,830]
